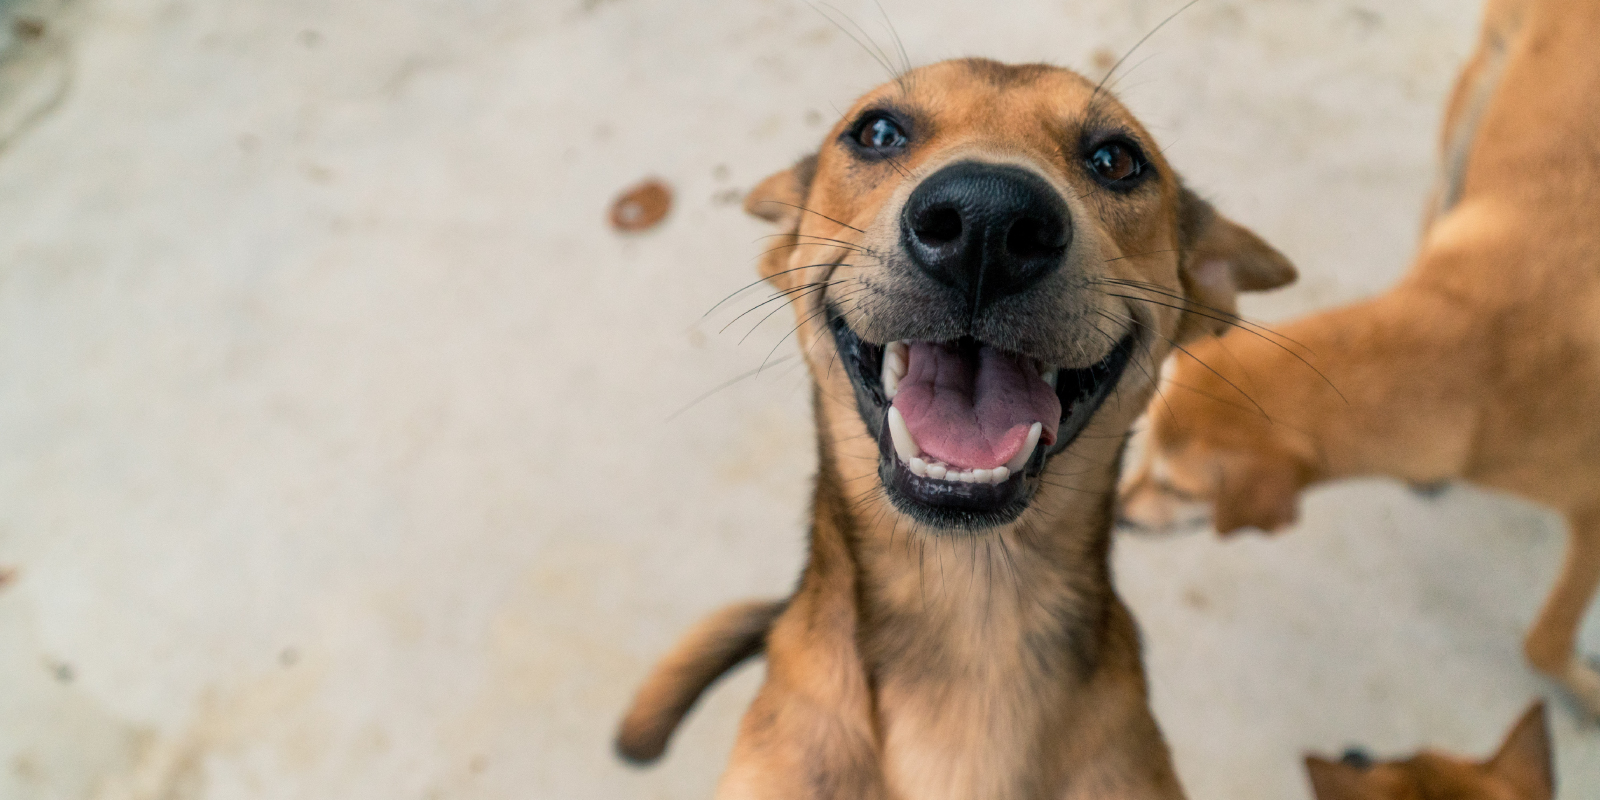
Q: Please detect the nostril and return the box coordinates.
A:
[1005,216,1065,259]
[913,206,963,245]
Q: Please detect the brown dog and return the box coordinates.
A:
[1304,702,1554,800]
[1118,0,1600,717]
[614,59,1295,798]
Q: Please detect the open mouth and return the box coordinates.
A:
[829,308,1135,531]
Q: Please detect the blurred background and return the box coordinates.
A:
[0,0,1595,798]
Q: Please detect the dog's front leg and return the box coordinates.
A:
[1524,505,1600,718]
[714,681,886,800]
[714,588,887,800]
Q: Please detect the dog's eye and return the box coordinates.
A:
[1087,141,1143,183]
[856,115,909,150]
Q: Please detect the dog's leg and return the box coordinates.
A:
[615,599,786,762]
[1523,508,1600,718]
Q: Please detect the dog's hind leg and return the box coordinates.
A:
[1524,507,1600,718]
[615,599,787,763]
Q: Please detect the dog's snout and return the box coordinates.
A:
[901,161,1070,310]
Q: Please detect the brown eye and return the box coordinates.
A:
[856,115,909,150]
[1088,141,1142,183]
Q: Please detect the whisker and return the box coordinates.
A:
[706,264,856,319]
[663,355,797,422]
[1089,0,1203,106]
[750,200,866,233]
[1093,277,1315,355]
[808,0,903,85]
[1102,308,1272,420]
[756,232,871,252]
[721,280,836,336]
[871,0,913,77]
[1099,290,1345,402]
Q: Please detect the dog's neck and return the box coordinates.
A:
[801,404,1134,798]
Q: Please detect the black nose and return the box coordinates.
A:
[901,161,1071,312]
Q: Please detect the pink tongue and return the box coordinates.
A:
[892,342,1061,470]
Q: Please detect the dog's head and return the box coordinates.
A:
[744,59,1294,532]
[1303,703,1554,800]
[1117,344,1313,535]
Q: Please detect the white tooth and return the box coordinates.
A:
[972,469,992,484]
[909,457,928,477]
[1041,368,1058,389]
[957,470,975,483]
[927,463,947,480]
[888,341,909,370]
[992,466,1010,483]
[887,407,919,463]
[1005,422,1044,473]
[882,342,909,399]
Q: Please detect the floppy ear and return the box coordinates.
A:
[1212,450,1304,535]
[1484,702,1554,800]
[743,153,819,230]
[1304,756,1374,800]
[1175,186,1298,342]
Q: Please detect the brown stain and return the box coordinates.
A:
[609,179,672,232]
[1090,47,1117,74]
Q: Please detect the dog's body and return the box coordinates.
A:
[1119,0,1600,715]
[1303,703,1554,800]
[618,58,1295,799]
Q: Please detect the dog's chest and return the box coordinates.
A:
[878,674,1050,800]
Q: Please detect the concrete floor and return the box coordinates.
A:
[0,0,1595,798]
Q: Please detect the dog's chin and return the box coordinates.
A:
[827,308,1135,534]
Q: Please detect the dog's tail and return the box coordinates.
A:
[614,599,786,764]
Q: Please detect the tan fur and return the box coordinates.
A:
[1119,0,1600,716]
[1304,702,1554,800]
[618,59,1293,799]
[616,600,786,763]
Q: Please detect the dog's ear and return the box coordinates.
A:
[1212,450,1303,535]
[1304,756,1374,800]
[743,153,819,229]
[1484,702,1554,800]
[1175,186,1297,341]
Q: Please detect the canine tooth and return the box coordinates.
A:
[1041,368,1058,389]
[992,466,1010,483]
[972,469,992,484]
[909,457,928,477]
[888,341,909,368]
[927,463,947,480]
[1005,422,1043,473]
[887,407,919,463]
[882,342,909,399]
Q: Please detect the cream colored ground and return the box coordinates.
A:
[0,0,1594,798]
